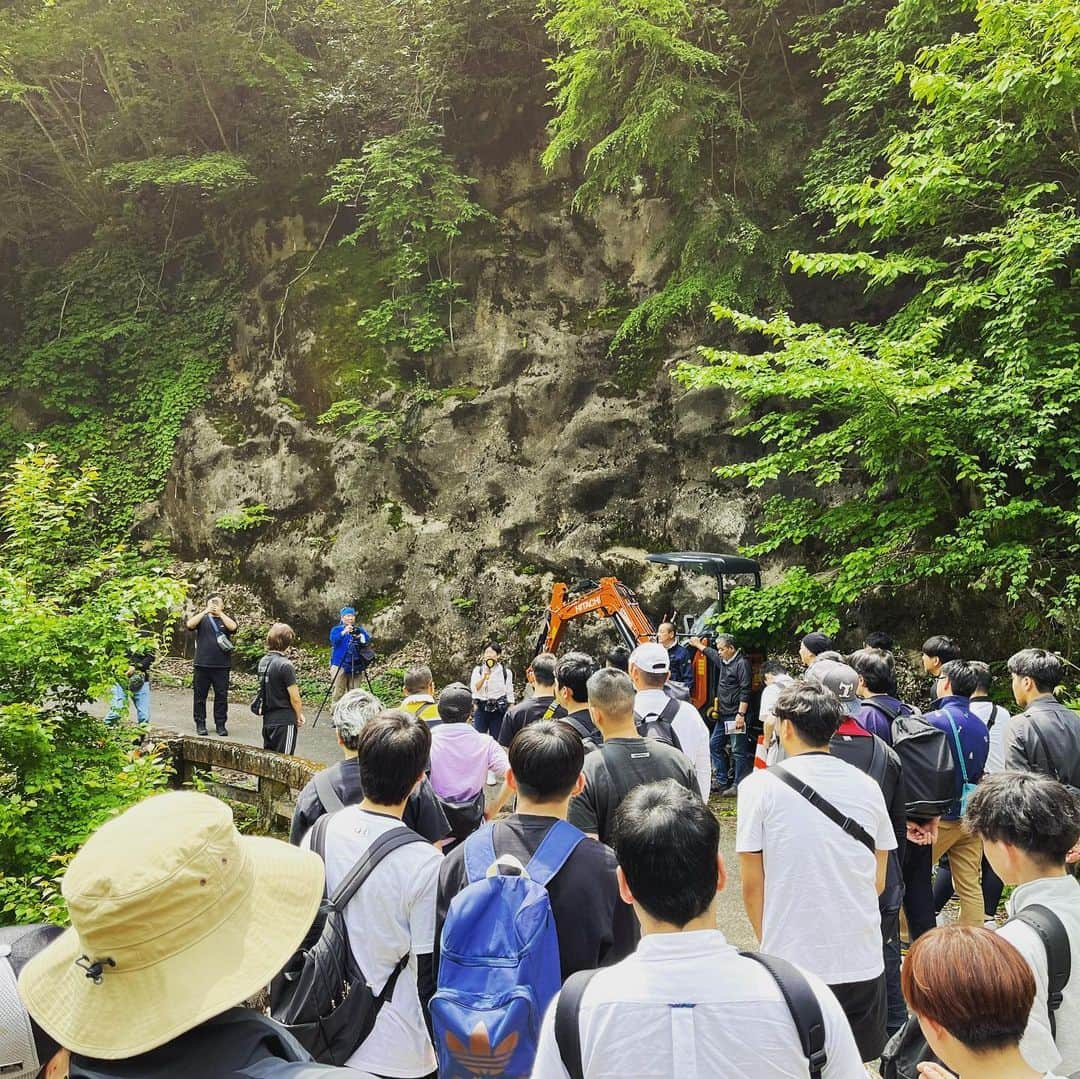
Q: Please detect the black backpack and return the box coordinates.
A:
[562,711,603,753]
[882,904,1071,1078]
[883,704,955,818]
[269,816,429,1064]
[555,951,829,1079]
[633,697,684,751]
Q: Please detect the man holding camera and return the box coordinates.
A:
[329,606,372,702]
[185,593,238,737]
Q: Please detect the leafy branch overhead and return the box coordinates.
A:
[681,0,1080,643]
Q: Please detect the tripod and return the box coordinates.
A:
[312,632,374,728]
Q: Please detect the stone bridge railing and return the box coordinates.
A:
[155,731,324,831]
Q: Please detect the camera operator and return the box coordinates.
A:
[470,641,515,753]
[185,593,237,737]
[328,606,372,703]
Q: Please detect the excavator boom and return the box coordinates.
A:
[536,577,657,656]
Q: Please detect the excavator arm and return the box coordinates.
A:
[535,577,657,656]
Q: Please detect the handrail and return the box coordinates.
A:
[155,730,324,832]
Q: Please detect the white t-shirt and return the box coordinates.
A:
[736,753,896,984]
[997,875,1080,1078]
[471,662,515,703]
[532,929,864,1078]
[970,698,1012,773]
[303,807,443,1077]
[634,689,711,800]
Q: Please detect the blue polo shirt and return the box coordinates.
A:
[922,695,989,820]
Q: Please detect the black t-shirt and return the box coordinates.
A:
[498,694,566,747]
[569,737,698,845]
[190,615,234,669]
[288,757,451,846]
[258,653,297,726]
[559,708,602,754]
[434,814,638,981]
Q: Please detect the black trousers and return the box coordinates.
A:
[262,723,297,754]
[902,839,936,941]
[193,666,230,731]
[828,972,887,1062]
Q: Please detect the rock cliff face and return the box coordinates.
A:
[156,152,762,674]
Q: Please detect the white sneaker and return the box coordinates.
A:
[984,917,998,929]
[486,770,497,786]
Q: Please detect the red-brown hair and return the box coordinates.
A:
[902,926,1035,1051]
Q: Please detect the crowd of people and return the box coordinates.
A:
[9,615,1080,1079]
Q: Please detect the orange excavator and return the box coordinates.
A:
[534,552,765,714]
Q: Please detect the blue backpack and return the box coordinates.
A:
[431,819,584,1078]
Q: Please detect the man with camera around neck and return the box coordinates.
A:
[185,592,237,737]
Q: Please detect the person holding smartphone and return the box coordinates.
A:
[185,592,237,737]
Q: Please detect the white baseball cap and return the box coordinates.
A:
[629,642,670,675]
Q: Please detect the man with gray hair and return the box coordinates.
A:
[688,631,753,794]
[568,668,698,845]
[288,689,450,846]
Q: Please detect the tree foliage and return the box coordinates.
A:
[682,0,1080,644]
[0,450,184,923]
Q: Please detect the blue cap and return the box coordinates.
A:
[340,606,356,616]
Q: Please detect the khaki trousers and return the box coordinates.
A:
[933,818,984,926]
[329,666,362,703]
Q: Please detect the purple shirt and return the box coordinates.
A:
[429,723,509,802]
[923,696,989,820]
[856,695,912,744]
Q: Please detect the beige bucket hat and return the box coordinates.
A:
[18,790,324,1060]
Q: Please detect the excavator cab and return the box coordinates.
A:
[536,551,765,719]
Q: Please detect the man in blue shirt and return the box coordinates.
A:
[328,606,372,703]
[923,659,989,927]
[657,622,692,687]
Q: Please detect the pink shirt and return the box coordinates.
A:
[429,724,509,802]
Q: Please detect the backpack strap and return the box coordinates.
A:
[524,819,585,887]
[740,952,828,1079]
[541,700,559,721]
[415,700,438,722]
[769,766,876,853]
[313,768,345,814]
[555,968,598,1079]
[1007,903,1072,1036]
[562,711,600,744]
[309,812,331,862]
[944,711,971,786]
[463,823,499,885]
[328,825,429,910]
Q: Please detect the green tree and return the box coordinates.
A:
[0,450,184,923]
[682,0,1080,645]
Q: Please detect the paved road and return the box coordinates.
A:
[98,686,759,949]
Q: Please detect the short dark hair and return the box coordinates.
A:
[509,720,584,801]
[864,631,895,652]
[902,926,1034,1053]
[965,771,1080,867]
[586,667,635,718]
[850,648,895,695]
[555,651,598,705]
[940,658,977,697]
[969,660,993,693]
[483,640,503,654]
[206,592,223,603]
[922,635,961,662]
[800,632,833,656]
[403,665,434,694]
[530,652,557,687]
[1007,648,1063,693]
[605,646,630,672]
[267,622,294,651]
[761,659,788,677]
[356,710,431,804]
[773,681,841,747]
[611,780,719,927]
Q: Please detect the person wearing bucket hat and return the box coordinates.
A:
[17,791,354,1077]
[1,923,67,1078]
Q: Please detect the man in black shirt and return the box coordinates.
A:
[185,592,237,736]
[290,689,451,846]
[436,719,637,981]
[498,652,564,747]
[257,622,305,754]
[569,668,698,844]
[554,651,602,753]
